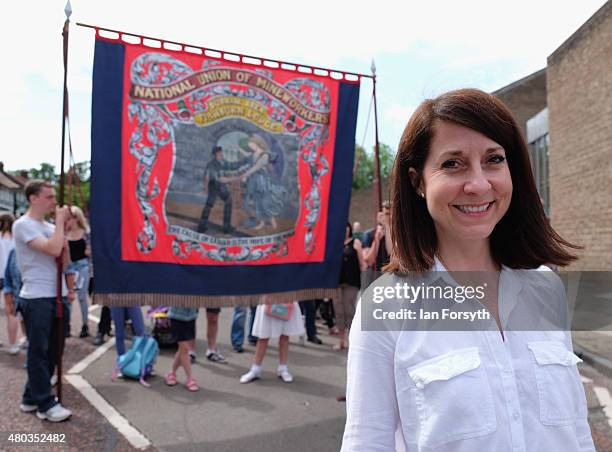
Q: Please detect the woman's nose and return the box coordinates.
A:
[463,168,492,195]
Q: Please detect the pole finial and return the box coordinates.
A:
[64,0,72,19]
[371,59,376,76]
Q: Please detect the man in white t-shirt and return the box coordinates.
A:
[13,180,72,422]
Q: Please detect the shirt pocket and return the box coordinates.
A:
[527,341,583,426]
[407,347,496,449]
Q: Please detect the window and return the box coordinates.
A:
[529,134,550,218]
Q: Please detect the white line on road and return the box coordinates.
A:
[63,308,152,450]
[68,337,115,375]
[65,374,151,450]
[593,386,612,429]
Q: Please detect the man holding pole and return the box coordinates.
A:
[13,180,72,422]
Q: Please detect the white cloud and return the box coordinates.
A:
[0,0,608,170]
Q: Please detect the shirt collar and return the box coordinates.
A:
[432,256,524,325]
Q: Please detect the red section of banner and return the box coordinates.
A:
[120,44,339,266]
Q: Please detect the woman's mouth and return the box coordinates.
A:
[453,201,494,217]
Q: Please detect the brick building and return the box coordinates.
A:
[546,1,612,270]
[497,1,612,270]
[492,68,547,138]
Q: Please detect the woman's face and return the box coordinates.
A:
[416,120,513,245]
[66,216,77,231]
[248,139,262,154]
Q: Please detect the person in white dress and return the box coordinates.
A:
[240,300,305,383]
[0,212,21,353]
[341,89,595,451]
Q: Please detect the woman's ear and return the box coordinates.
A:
[408,168,423,197]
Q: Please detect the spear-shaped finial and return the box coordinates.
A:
[371,59,376,76]
[64,0,72,19]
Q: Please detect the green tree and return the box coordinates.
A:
[28,162,58,183]
[352,143,395,190]
[24,161,91,211]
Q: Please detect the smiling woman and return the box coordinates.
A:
[387,88,579,273]
[341,89,594,452]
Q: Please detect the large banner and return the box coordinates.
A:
[90,35,360,306]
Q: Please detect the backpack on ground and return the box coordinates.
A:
[112,336,159,387]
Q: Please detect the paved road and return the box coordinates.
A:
[82,306,348,452]
[4,299,612,451]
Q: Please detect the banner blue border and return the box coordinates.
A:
[91,39,359,296]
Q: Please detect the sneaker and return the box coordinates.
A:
[240,368,261,384]
[188,350,197,363]
[93,333,104,346]
[20,403,37,413]
[50,375,58,386]
[206,350,227,363]
[36,404,72,422]
[8,344,20,355]
[233,345,244,353]
[277,369,294,383]
[18,337,28,349]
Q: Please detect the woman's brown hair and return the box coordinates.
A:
[386,88,579,273]
[0,212,15,236]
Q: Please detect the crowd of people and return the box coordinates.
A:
[0,178,388,422]
[0,87,595,451]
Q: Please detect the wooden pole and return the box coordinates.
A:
[55,0,72,404]
[371,60,382,216]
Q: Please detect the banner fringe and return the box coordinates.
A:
[93,288,340,308]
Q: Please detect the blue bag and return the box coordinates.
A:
[113,336,159,387]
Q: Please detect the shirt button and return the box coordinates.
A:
[513,412,520,421]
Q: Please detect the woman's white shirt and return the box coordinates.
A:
[342,260,595,452]
[0,234,14,277]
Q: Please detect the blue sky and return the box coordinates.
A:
[1,0,607,171]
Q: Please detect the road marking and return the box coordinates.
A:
[593,386,612,429]
[64,307,152,450]
[65,374,151,450]
[68,337,115,374]
[582,376,594,384]
[588,330,612,337]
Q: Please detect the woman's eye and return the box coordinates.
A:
[488,155,506,164]
[441,159,460,169]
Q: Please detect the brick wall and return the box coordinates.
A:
[547,1,612,270]
[348,178,390,231]
[493,68,547,136]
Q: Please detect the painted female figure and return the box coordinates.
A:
[239,134,286,231]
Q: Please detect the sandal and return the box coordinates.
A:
[332,342,348,351]
[185,377,199,392]
[165,372,177,386]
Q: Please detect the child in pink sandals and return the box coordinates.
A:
[165,307,199,391]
